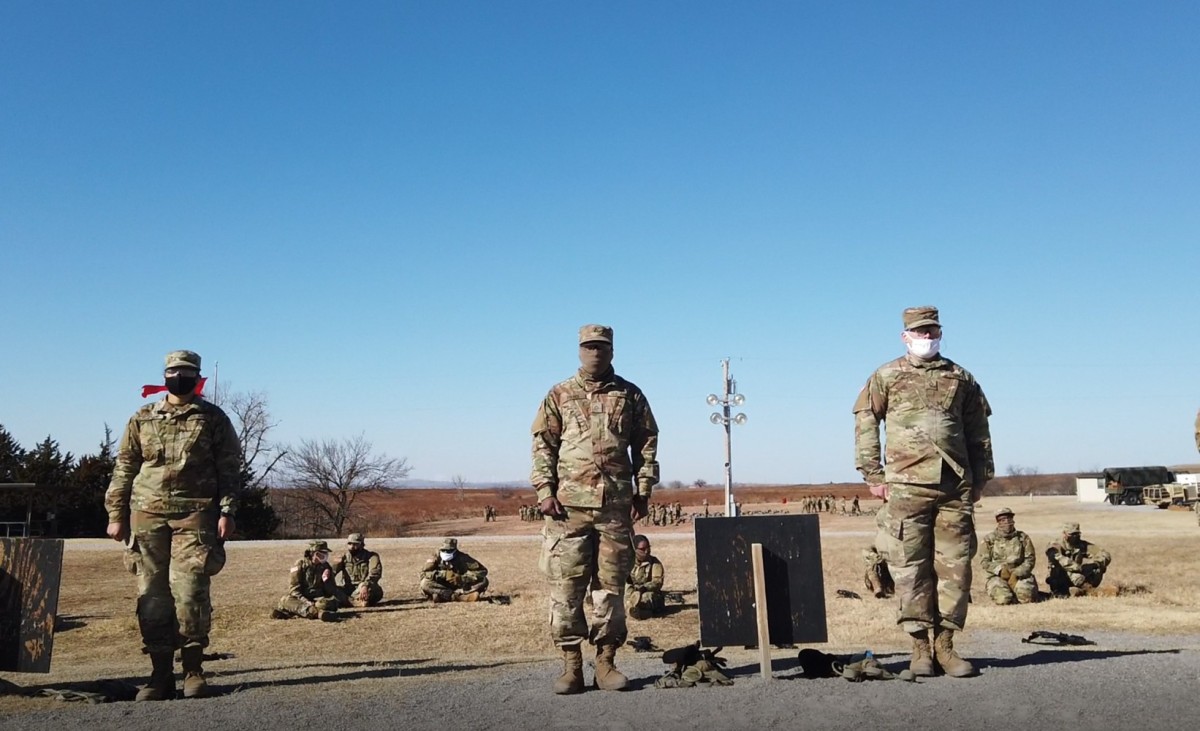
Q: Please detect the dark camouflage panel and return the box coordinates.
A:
[531,370,659,508]
[1045,536,1111,595]
[853,355,993,486]
[879,478,976,634]
[131,511,225,653]
[105,398,242,520]
[539,502,633,647]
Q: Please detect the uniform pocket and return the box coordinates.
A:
[541,532,589,581]
[123,539,142,576]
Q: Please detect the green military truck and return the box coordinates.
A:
[1103,466,1175,506]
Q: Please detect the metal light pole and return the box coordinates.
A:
[708,358,746,517]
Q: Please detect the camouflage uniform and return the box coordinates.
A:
[855,307,992,678]
[979,508,1039,604]
[532,326,659,652]
[1045,523,1111,597]
[276,541,348,618]
[625,553,665,619]
[420,538,489,601]
[332,534,383,607]
[105,351,241,656]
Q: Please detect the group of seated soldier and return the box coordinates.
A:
[271,534,491,620]
[864,508,1113,605]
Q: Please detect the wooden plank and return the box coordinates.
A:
[0,538,64,673]
[751,543,771,680]
[695,514,827,647]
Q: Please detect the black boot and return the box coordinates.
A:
[135,651,176,701]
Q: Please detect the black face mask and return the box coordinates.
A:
[165,374,198,397]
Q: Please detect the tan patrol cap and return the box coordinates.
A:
[441,538,458,551]
[165,350,202,370]
[346,533,365,545]
[579,324,613,345]
[995,507,1014,519]
[902,307,940,330]
[309,539,332,553]
[1062,522,1081,535]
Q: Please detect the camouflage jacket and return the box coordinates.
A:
[627,555,664,592]
[420,551,488,588]
[853,354,993,486]
[105,397,241,521]
[290,557,338,600]
[980,529,1036,578]
[1046,538,1111,574]
[531,368,659,508]
[333,549,382,585]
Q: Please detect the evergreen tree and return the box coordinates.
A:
[64,427,116,537]
[19,436,75,535]
[235,466,280,539]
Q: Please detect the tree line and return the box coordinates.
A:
[0,388,411,540]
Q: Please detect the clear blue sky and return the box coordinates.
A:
[3,3,1198,485]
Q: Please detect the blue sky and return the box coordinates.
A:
[3,3,1198,485]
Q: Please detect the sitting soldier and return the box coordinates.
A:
[332,533,383,607]
[273,540,348,620]
[862,545,895,598]
[979,507,1039,604]
[625,535,665,619]
[1045,522,1112,598]
[419,538,489,602]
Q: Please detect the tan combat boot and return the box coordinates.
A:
[593,644,629,691]
[933,628,976,677]
[180,645,209,698]
[553,646,585,695]
[135,651,176,701]
[908,630,935,677]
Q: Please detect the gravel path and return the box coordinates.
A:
[6,630,1200,731]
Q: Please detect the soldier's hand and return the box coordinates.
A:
[868,483,889,500]
[970,482,987,503]
[106,521,129,543]
[218,514,236,540]
[539,496,565,519]
[631,496,649,521]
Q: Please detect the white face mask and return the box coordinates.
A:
[312,552,328,564]
[439,551,456,562]
[906,337,941,360]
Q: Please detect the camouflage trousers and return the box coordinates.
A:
[337,578,384,607]
[420,576,490,602]
[275,594,342,618]
[877,475,976,634]
[985,575,1039,605]
[539,501,634,648]
[130,510,226,653]
[1046,565,1105,597]
[624,588,664,620]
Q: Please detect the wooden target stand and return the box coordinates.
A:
[695,514,828,679]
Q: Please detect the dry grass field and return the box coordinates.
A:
[3,495,1199,711]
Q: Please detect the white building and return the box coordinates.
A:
[1075,473,1106,503]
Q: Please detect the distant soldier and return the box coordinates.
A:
[532,324,659,694]
[332,533,383,607]
[854,305,993,678]
[1045,523,1111,597]
[104,349,241,700]
[625,535,666,619]
[862,546,895,598]
[840,497,848,515]
[703,498,710,518]
[851,496,861,515]
[273,540,345,620]
[979,508,1038,604]
[420,538,489,602]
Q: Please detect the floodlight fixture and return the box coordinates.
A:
[707,394,720,406]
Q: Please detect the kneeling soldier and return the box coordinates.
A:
[333,533,383,607]
[274,540,347,620]
[980,507,1039,604]
[625,535,665,619]
[419,538,489,602]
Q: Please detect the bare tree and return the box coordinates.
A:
[220,389,287,488]
[1006,464,1041,497]
[281,436,410,535]
[693,478,708,489]
[452,474,467,502]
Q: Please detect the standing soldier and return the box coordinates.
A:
[854,306,993,678]
[979,508,1038,604]
[531,324,659,694]
[104,350,241,700]
[332,533,384,607]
